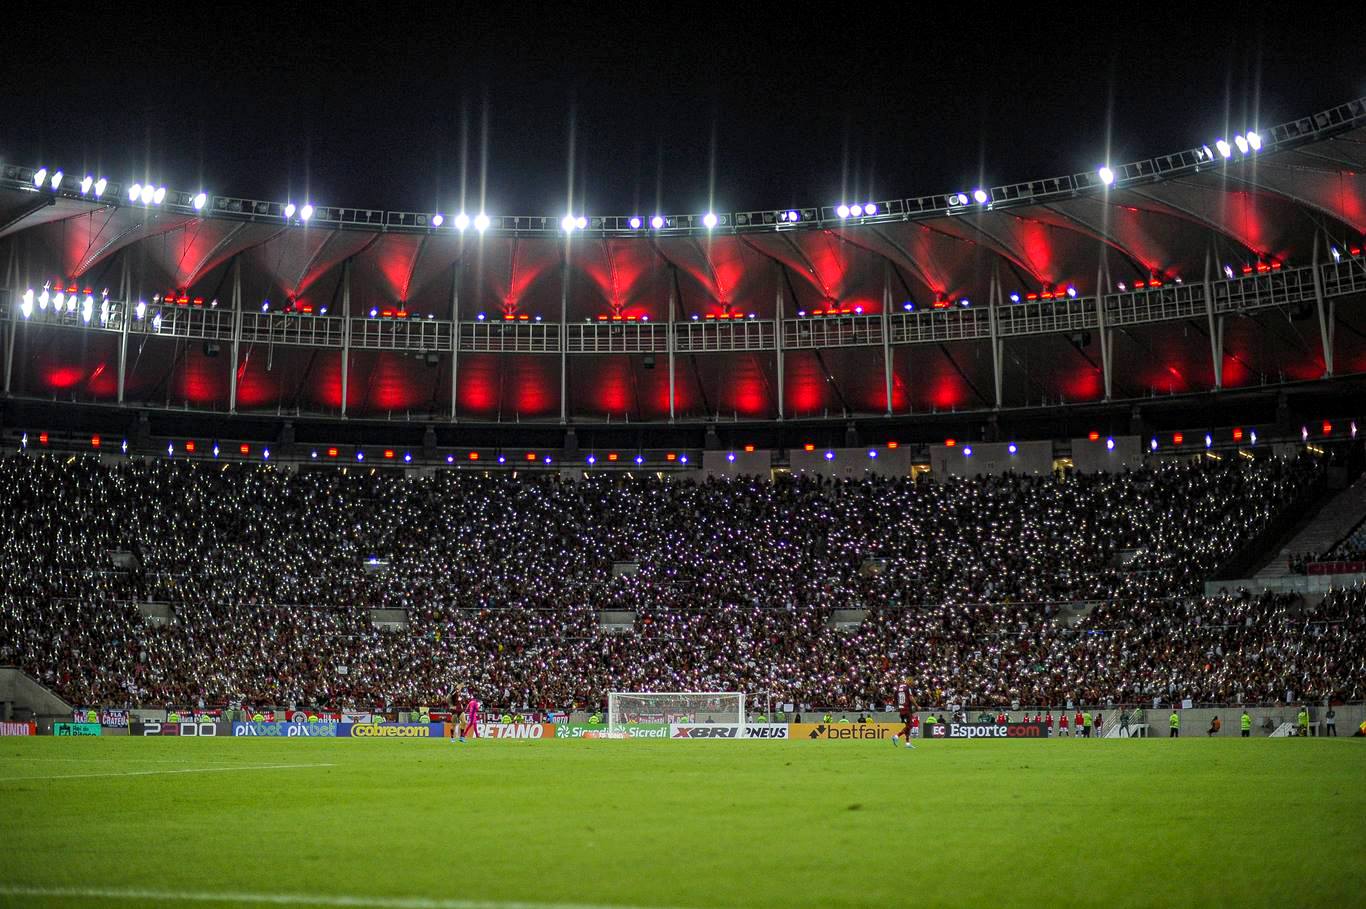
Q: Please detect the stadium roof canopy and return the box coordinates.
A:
[2,97,1365,439]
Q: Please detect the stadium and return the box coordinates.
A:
[1,14,1365,909]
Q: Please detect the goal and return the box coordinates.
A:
[607,692,745,732]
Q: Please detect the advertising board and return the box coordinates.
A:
[231,722,340,737]
[669,724,791,740]
[54,722,102,736]
[789,722,902,741]
[927,722,1051,739]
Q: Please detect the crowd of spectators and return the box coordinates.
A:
[2,451,1357,712]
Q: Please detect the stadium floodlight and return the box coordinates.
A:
[1009,293,1020,303]
[836,204,851,218]
[262,302,271,313]
[474,213,490,232]
[679,454,688,464]
[1234,135,1249,154]
[702,212,718,228]
[561,214,577,233]
[867,449,877,459]
[972,189,988,204]
[1066,286,1077,298]
[65,293,77,313]
[1105,437,1115,451]
[1150,437,1159,451]
[1223,264,1235,280]
[50,170,63,190]
[726,452,736,462]
[1215,139,1232,159]
[33,168,47,188]
[1098,166,1115,186]
[152,186,166,204]
[284,203,297,219]
[1008,442,1018,454]
[54,291,66,310]
[151,313,162,330]
[1331,246,1341,262]
[634,454,644,465]
[134,301,146,320]
[140,185,155,204]
[167,442,174,458]
[963,445,973,456]
[650,215,665,230]
[431,213,444,227]
[300,204,314,221]
[20,289,33,319]
[628,216,641,229]
[80,294,93,323]
[848,204,863,217]
[1199,144,1213,160]
[80,175,94,194]
[1204,433,1213,448]
[94,178,107,197]
[99,299,109,325]
[129,183,142,202]
[587,454,596,465]
[454,212,470,231]
[192,192,207,210]
[576,216,587,230]
[823,450,835,461]
[608,692,743,734]
[1249,429,1258,445]
[864,202,877,215]
[263,448,271,460]
[1246,131,1262,151]
[785,210,799,222]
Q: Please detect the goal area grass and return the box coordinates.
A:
[1,736,1362,908]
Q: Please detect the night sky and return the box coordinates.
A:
[2,7,1361,218]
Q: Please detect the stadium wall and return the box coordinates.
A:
[0,667,73,722]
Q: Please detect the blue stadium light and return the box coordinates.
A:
[300,204,314,221]
[476,312,486,321]
[864,202,877,215]
[167,442,174,458]
[1150,437,1159,451]
[357,451,365,461]
[1009,293,1020,303]
[1215,139,1232,159]
[310,450,318,459]
[836,204,850,219]
[867,449,877,459]
[261,301,270,313]
[431,213,444,227]
[902,302,914,311]
[193,192,208,211]
[702,213,718,229]
[727,452,736,462]
[284,203,296,219]
[586,455,596,465]
[1105,437,1115,451]
[50,170,64,190]
[679,454,689,464]
[1246,131,1262,151]
[634,455,644,465]
[212,444,220,457]
[1204,433,1213,449]
[80,175,94,194]
[1223,264,1235,280]
[121,439,128,455]
[848,204,863,217]
[128,183,141,202]
[960,298,971,307]
[454,212,470,231]
[497,454,506,464]
[1008,442,1017,454]
[1098,166,1115,186]
[1249,429,1257,445]
[263,448,271,460]
[543,455,552,464]
[1234,135,1249,155]
[446,454,455,464]
[972,189,988,204]
[651,215,665,230]
[33,168,47,188]
[403,453,412,463]
[628,217,641,229]
[963,446,973,456]
[824,451,835,461]
[785,210,799,222]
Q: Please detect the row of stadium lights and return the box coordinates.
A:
[20,425,1358,463]
[27,128,1265,230]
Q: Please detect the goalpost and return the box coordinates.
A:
[607,692,745,733]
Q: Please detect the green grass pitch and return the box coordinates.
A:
[0,737,1362,908]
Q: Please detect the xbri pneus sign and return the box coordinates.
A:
[929,722,1051,739]
[669,724,791,740]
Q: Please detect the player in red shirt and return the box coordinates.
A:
[1074,710,1084,733]
[1059,713,1070,736]
[892,678,916,749]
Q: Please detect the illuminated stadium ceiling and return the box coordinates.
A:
[2,97,1365,428]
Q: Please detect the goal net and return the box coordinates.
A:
[607,692,745,732]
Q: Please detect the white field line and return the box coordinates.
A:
[0,762,335,782]
[0,884,678,909]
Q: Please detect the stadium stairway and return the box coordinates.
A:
[1253,472,1366,579]
[0,667,72,723]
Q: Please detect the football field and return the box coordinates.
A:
[0,736,1361,908]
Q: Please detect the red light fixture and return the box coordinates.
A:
[803,443,815,452]
[468,452,479,461]
[743,444,755,453]
[887,441,898,449]
[608,453,618,462]
[1173,433,1184,446]
[665,453,676,461]
[90,435,101,448]
[1088,431,1100,442]
[327,448,339,458]
[944,438,956,448]
[185,441,196,453]
[1232,427,1243,442]
[383,450,395,459]
[1323,421,1332,435]
[525,452,536,461]
[38,432,48,445]
[239,444,250,455]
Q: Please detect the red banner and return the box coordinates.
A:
[0,721,35,736]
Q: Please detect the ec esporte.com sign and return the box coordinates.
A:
[928,722,1052,739]
[669,724,790,739]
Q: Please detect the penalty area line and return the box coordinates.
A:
[0,884,680,909]
[0,762,336,783]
